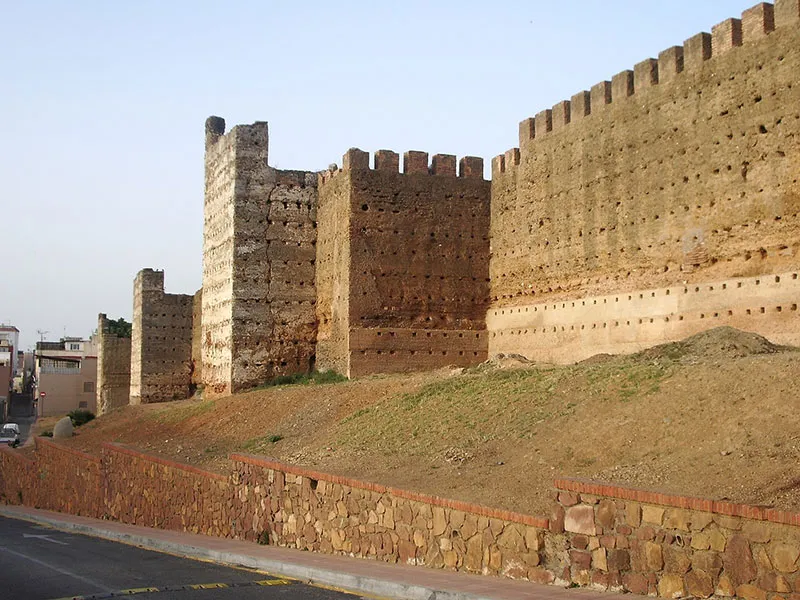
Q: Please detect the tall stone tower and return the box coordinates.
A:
[202,117,319,396]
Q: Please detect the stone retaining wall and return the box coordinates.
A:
[35,438,103,518]
[231,454,549,579]
[552,478,800,599]
[2,440,799,599]
[103,443,231,537]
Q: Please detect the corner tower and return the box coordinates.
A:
[202,117,318,396]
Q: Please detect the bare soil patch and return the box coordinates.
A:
[56,327,800,518]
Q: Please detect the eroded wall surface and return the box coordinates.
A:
[489,3,800,361]
[130,269,193,404]
[202,118,318,395]
[317,149,490,376]
[96,313,131,415]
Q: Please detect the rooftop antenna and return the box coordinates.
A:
[36,330,49,343]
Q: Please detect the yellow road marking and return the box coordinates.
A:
[120,587,160,594]
[255,578,292,585]
[188,582,229,589]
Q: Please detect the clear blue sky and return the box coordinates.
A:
[1,0,756,350]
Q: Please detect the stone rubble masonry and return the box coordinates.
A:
[490,1,800,363]
[316,148,491,377]
[96,313,131,416]
[202,118,318,396]
[130,269,194,404]
[2,440,800,597]
[553,478,800,599]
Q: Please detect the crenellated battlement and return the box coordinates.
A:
[322,147,485,181]
[516,0,795,147]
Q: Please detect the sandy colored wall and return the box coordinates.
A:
[315,168,351,377]
[130,269,193,404]
[488,4,800,362]
[96,314,131,415]
[317,149,491,377]
[489,270,800,363]
[202,118,318,395]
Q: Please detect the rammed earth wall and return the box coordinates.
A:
[1,441,798,597]
[488,1,800,362]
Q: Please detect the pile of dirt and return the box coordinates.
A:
[635,326,787,362]
[469,353,534,372]
[47,327,800,519]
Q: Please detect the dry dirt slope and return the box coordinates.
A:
[54,327,800,518]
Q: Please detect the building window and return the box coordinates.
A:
[83,381,95,393]
[69,343,81,351]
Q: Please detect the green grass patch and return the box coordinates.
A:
[254,370,347,389]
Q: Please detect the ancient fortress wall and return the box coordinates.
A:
[130,269,193,404]
[191,288,202,388]
[317,149,490,377]
[95,313,131,415]
[489,2,800,361]
[202,118,318,395]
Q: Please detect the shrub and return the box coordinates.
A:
[39,430,53,438]
[67,409,95,427]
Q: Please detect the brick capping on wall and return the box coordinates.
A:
[102,442,227,482]
[230,452,549,529]
[36,436,101,465]
[555,477,800,527]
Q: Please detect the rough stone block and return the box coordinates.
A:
[685,569,715,598]
[565,505,596,535]
[771,543,800,573]
[736,583,768,600]
[658,573,685,599]
[626,503,642,527]
[596,499,616,529]
[641,505,665,525]
[724,535,759,585]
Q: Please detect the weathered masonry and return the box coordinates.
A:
[488,0,800,360]
[130,269,194,404]
[202,118,318,396]
[95,313,131,415]
[316,149,490,377]
[121,1,800,400]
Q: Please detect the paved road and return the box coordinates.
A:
[0,516,361,600]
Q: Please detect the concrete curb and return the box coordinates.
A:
[0,507,492,600]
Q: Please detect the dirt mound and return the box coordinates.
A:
[50,327,800,519]
[469,353,534,372]
[635,326,787,362]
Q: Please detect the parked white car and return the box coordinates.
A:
[0,423,21,447]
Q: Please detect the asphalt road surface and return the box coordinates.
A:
[0,516,361,600]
